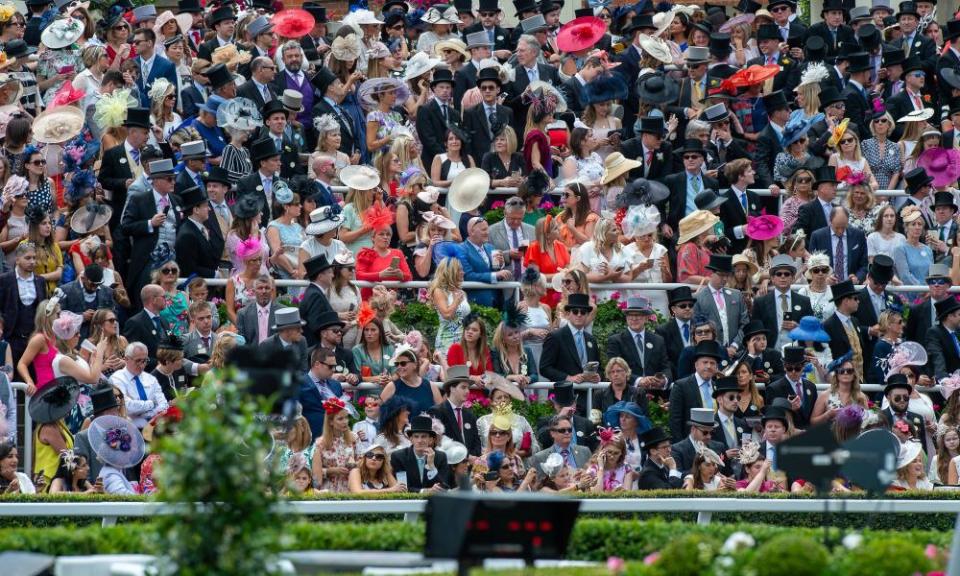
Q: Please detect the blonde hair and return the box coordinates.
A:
[345,187,375,215]
[319,405,355,451]
[495,125,518,156]
[359,445,394,486]
[210,333,238,369]
[491,322,526,373]
[798,82,821,117]
[286,417,313,452]
[844,183,876,212]
[590,217,621,255]
[427,257,463,300]
[870,112,895,137]
[389,133,425,174]
[828,360,870,408]
[605,356,630,379]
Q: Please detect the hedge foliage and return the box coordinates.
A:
[0,518,952,561]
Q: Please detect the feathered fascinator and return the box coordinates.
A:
[541,452,564,478]
[521,267,541,285]
[50,82,85,109]
[389,343,417,365]
[405,330,424,352]
[525,169,551,196]
[836,404,865,429]
[322,397,346,415]
[93,88,137,130]
[942,370,960,400]
[217,97,262,131]
[738,441,761,465]
[486,450,506,472]
[357,301,376,328]
[286,452,309,476]
[620,204,661,238]
[694,441,723,465]
[362,202,395,232]
[148,78,174,103]
[25,204,46,225]
[597,426,620,446]
[881,341,927,379]
[583,73,628,105]
[59,448,80,472]
[235,236,263,261]
[0,4,15,24]
[798,62,829,88]
[501,299,528,329]
[522,85,562,117]
[150,243,175,268]
[2,174,27,199]
[331,33,363,61]
[491,401,516,431]
[827,350,854,373]
[313,113,339,134]
[67,170,96,204]
[62,132,99,173]
[52,310,83,340]
[827,117,851,149]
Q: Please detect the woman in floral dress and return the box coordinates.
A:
[312,398,358,493]
[153,258,189,337]
[428,257,469,356]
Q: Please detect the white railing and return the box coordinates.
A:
[0,497,954,527]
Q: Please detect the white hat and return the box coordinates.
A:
[403,51,442,82]
[897,108,935,123]
[448,168,490,213]
[305,206,344,236]
[638,34,672,65]
[444,441,469,465]
[41,17,84,50]
[339,165,380,191]
[896,440,923,470]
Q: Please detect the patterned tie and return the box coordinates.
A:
[724,417,736,445]
[835,233,846,279]
[561,448,571,467]
[635,333,644,371]
[133,375,147,401]
[152,316,163,334]
[780,294,789,323]
[511,227,522,279]
[692,175,702,195]
[131,147,140,165]
[701,380,714,409]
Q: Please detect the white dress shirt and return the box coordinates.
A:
[111,368,169,429]
[15,270,36,305]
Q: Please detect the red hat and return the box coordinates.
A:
[719,64,780,91]
[273,9,316,39]
[556,16,606,53]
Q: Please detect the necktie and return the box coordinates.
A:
[195,174,204,190]
[416,456,425,481]
[575,330,587,366]
[682,322,690,345]
[942,226,947,241]
[487,28,494,43]
[635,333,644,371]
[830,29,837,48]
[158,196,169,213]
[724,417,736,445]
[701,380,714,409]
[645,150,653,166]
[904,35,912,55]
[766,55,775,65]
[152,316,163,334]
[561,448,571,467]
[713,289,725,312]
[262,85,271,102]
[780,26,789,41]
[264,176,272,198]
[441,103,448,123]
[202,336,210,349]
[692,80,703,105]
[691,175,702,195]
[835,234,846,279]
[142,61,150,81]
[952,331,960,356]
[258,307,269,343]
[740,191,747,211]
[511,227,521,279]
[795,380,805,404]
[528,67,537,82]
[134,375,147,401]
[131,148,140,165]
[455,406,463,433]
[217,204,230,226]
[912,92,922,110]
[780,293,789,323]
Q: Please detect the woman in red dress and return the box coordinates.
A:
[523,214,570,307]
[446,313,493,401]
[355,205,412,299]
[104,14,136,70]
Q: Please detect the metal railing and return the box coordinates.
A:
[0,497,956,527]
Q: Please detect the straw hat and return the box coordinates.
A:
[339,165,380,190]
[212,44,252,69]
[434,38,469,60]
[602,152,642,185]
[731,253,758,276]
[448,167,491,213]
[32,105,84,143]
[677,209,719,245]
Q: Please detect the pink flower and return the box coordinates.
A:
[925,545,938,560]
[643,552,660,566]
[606,556,625,573]
[478,397,491,407]
[418,288,429,303]
[548,393,556,401]
[610,291,621,301]
[934,404,942,412]
[541,201,554,210]
[618,301,627,310]
[867,400,875,409]
[463,400,473,409]
[491,200,505,209]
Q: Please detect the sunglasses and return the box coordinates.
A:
[810,267,829,274]
[161,267,178,275]
[569,308,589,316]
[773,271,793,278]
[910,71,925,78]
[725,394,742,400]
[794,177,813,184]
[696,428,714,436]
[321,362,338,369]
[840,138,856,144]
[891,394,909,402]
[683,154,702,160]
[104,318,118,324]
[479,11,498,16]
[390,24,404,30]
[325,327,343,334]
[874,118,890,124]
[694,329,713,336]
[491,429,511,436]
[771,5,789,11]
[553,427,573,434]
[674,302,693,309]
[598,13,611,19]
[785,364,805,372]
[364,452,386,461]
[929,278,950,286]
[30,159,47,166]
[480,85,498,91]
[836,368,855,375]
[395,360,412,367]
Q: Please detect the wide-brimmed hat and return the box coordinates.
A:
[273,9,315,39]
[305,206,344,236]
[692,340,724,361]
[788,316,831,343]
[621,204,661,239]
[434,38,470,60]
[557,16,605,52]
[602,152,641,185]
[423,4,462,25]
[339,165,380,190]
[217,97,262,132]
[677,210,719,244]
[404,51,442,82]
[272,307,306,330]
[448,167,490,213]
[89,415,145,469]
[32,106,84,144]
[406,415,437,437]
[918,148,960,188]
[695,189,726,211]
[903,166,934,193]
[745,214,784,241]
[605,401,650,426]
[636,72,678,103]
[830,279,859,303]
[897,107,935,124]
[28,376,80,424]
[41,16,84,49]
[896,439,923,470]
[358,77,410,110]
[731,253,758,277]
[70,203,112,235]
[781,109,824,148]
[485,372,525,402]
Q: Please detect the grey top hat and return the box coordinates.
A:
[702,103,729,122]
[465,30,494,49]
[148,159,175,177]
[132,4,157,23]
[685,46,710,64]
[282,89,304,113]
[248,15,274,38]
[180,140,207,160]
[849,5,871,21]
[272,307,305,330]
[769,254,797,273]
[688,407,719,428]
[625,296,653,313]
[521,14,548,33]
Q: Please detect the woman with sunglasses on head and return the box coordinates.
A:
[828,127,879,191]
[796,252,836,321]
[810,353,869,427]
[147,79,181,146]
[349,444,405,493]
[861,111,901,190]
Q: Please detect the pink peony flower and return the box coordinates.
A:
[606,556,625,573]
[643,552,660,566]
[491,200,505,209]
[925,545,938,560]
[610,291,621,301]
[618,301,627,310]
[463,400,473,409]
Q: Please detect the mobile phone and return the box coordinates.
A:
[81,340,97,353]
[349,303,356,311]
[585,361,599,374]
[58,65,75,75]
[782,312,794,322]
[484,471,499,481]
[390,256,400,268]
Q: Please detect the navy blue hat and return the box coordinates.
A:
[604,401,653,432]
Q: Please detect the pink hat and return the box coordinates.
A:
[918,147,960,188]
[745,213,784,241]
[235,236,263,261]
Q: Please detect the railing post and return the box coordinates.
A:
[696,511,712,525]
[586,387,593,416]
[403,512,420,523]
[102,516,118,527]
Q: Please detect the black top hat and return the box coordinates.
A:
[738,0,763,13]
[539,0,559,14]
[123,107,151,129]
[846,52,873,73]
[813,165,839,185]
[315,310,346,331]
[821,0,848,15]
[933,191,958,212]
[564,293,592,311]
[178,0,203,12]
[261,99,288,120]
[708,32,731,56]
[756,24,780,42]
[944,19,960,42]
[830,279,859,302]
[514,0,539,15]
[936,297,960,320]
[804,35,827,61]
[179,186,208,211]
[762,405,789,426]
[249,137,280,162]
[782,345,805,364]
[552,381,577,407]
[857,24,881,50]
[90,386,121,415]
[453,0,473,13]
[574,7,593,18]
[210,5,236,25]
[204,63,233,90]
[896,1,920,18]
[478,0,499,11]
[302,2,328,21]
[762,90,789,112]
[668,286,696,306]
[637,116,665,135]
[431,68,454,86]
[622,14,655,36]
[692,340,724,361]
[712,376,740,398]
[884,373,912,395]
[475,66,502,87]
[904,167,934,193]
[405,415,437,437]
[304,254,333,279]
[743,320,768,340]
[383,0,411,13]
[695,189,726,211]
[901,55,923,74]
[882,47,906,67]
[706,253,733,274]
[818,85,845,109]
[231,195,261,219]
[25,0,51,5]
[311,68,338,95]
[675,139,707,157]
[203,165,232,186]
[640,426,671,449]
[869,254,896,284]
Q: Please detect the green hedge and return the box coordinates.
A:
[0,518,951,561]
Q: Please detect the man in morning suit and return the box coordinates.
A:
[453,31,491,106]
[256,99,303,180]
[462,67,514,166]
[656,286,697,367]
[740,320,786,384]
[663,139,718,237]
[391,415,452,492]
[692,254,750,355]
[720,158,765,254]
[896,1,938,72]
[416,68,457,169]
[764,346,819,429]
[530,414,593,476]
[841,51,874,137]
[619,116,674,184]
[174,140,208,199]
[236,275,280,345]
[98,107,151,234]
[539,294,601,389]
[174,186,219,279]
[122,284,170,372]
[606,296,672,390]
[747,24,801,94]
[132,28,178,110]
[201,166,231,267]
[751,255,813,351]
[792,166,840,237]
[807,206,869,283]
[713,377,749,456]
[299,254,335,348]
[927,297,960,381]
[636,426,682,490]
[197,5,236,62]
[613,15,658,138]
[428,366,482,456]
[235,137,284,229]
[823,280,869,381]
[805,0,855,59]
[310,68,357,157]
[670,408,731,476]
[258,307,310,372]
[854,255,898,365]
[0,243,45,367]
[668,341,724,440]
[753,90,792,188]
[507,33,561,136]
[883,374,930,453]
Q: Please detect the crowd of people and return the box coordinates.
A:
[1,0,960,496]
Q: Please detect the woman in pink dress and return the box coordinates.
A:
[312,398,358,493]
[17,298,59,395]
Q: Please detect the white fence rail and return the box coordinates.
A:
[0,497,954,528]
